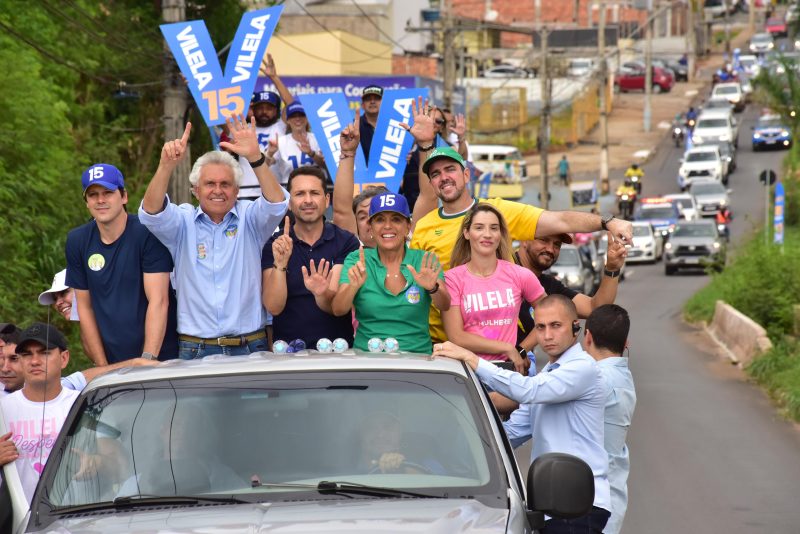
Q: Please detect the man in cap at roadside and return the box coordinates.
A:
[65,163,178,365]
[359,84,383,162]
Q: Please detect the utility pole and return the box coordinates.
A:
[539,27,550,209]
[687,0,695,82]
[643,1,653,133]
[162,0,191,205]
[442,0,456,109]
[748,0,755,34]
[724,0,731,54]
[598,1,610,194]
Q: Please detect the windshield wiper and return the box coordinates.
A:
[316,480,442,499]
[51,494,249,514]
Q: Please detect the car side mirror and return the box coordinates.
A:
[526,452,594,531]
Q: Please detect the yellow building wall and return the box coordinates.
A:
[267,31,392,76]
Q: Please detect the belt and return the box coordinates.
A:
[179,330,266,347]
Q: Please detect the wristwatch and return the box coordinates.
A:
[603,269,621,278]
[514,345,529,359]
[141,352,157,361]
[600,213,615,231]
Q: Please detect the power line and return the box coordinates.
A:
[349,0,407,53]
[274,34,392,64]
[292,0,393,56]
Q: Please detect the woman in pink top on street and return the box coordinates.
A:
[442,203,544,373]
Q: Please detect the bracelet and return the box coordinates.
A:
[418,142,435,151]
[248,153,266,168]
[425,282,440,295]
[339,151,356,160]
[273,265,288,272]
[514,345,528,359]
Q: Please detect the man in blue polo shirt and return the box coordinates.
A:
[66,164,178,364]
[262,166,359,348]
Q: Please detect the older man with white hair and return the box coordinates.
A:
[139,115,288,359]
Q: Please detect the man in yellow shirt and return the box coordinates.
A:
[411,147,633,343]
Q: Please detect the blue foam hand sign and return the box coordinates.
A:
[161,6,283,126]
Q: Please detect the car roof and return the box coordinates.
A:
[686,145,719,153]
[664,193,693,200]
[713,82,740,90]
[690,179,724,188]
[698,108,733,118]
[632,221,654,227]
[83,352,469,392]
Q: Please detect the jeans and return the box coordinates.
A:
[541,507,611,534]
[178,337,269,360]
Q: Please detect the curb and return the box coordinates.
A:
[705,300,773,367]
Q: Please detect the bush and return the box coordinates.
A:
[747,339,800,421]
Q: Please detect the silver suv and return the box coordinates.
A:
[664,220,726,275]
[2,353,593,533]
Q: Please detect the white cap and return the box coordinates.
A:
[38,269,69,305]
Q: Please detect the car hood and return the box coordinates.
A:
[682,159,720,169]
[632,236,655,247]
[754,126,788,135]
[32,499,510,533]
[693,193,727,204]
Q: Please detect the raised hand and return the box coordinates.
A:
[606,217,633,246]
[339,116,360,154]
[399,96,435,146]
[296,132,313,156]
[272,216,294,269]
[605,232,628,271]
[302,259,332,296]
[219,114,261,162]
[347,245,367,289]
[406,251,441,292]
[267,134,279,156]
[453,113,467,139]
[260,53,277,78]
[160,122,191,167]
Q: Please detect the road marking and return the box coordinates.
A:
[658,121,672,129]
[633,149,650,159]
[685,89,699,98]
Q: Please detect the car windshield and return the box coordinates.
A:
[686,151,718,162]
[752,34,772,43]
[705,100,731,109]
[757,118,784,128]
[673,224,717,237]
[670,198,693,210]
[553,248,580,267]
[740,58,756,66]
[633,225,652,237]
[714,86,738,95]
[638,207,675,220]
[42,371,504,510]
[692,183,725,195]
[571,60,590,68]
[697,119,728,128]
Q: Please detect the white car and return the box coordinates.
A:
[692,111,738,147]
[749,32,774,54]
[737,54,760,77]
[482,64,533,78]
[678,145,725,190]
[664,193,699,221]
[710,82,744,112]
[567,58,595,77]
[628,222,664,263]
[690,179,731,216]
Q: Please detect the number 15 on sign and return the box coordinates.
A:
[202,87,246,121]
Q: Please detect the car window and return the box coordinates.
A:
[673,224,716,237]
[42,371,504,510]
[553,248,580,267]
[672,198,693,210]
[757,118,784,128]
[686,151,718,162]
[692,183,725,195]
[633,226,651,237]
[637,207,676,220]
[697,119,728,128]
[714,86,739,95]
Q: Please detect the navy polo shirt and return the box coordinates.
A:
[262,222,359,347]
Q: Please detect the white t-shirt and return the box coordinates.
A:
[255,122,285,153]
[239,121,286,200]
[1,387,80,503]
[272,132,322,185]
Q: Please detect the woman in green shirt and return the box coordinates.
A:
[333,192,450,353]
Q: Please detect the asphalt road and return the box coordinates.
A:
[617,105,800,533]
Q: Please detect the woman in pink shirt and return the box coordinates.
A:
[442,204,544,373]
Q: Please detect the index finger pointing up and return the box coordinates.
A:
[283,215,291,236]
[358,244,365,264]
[180,122,192,145]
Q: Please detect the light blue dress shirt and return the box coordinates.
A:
[476,343,611,512]
[597,357,636,534]
[138,192,288,338]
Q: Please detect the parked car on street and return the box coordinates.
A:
[766,17,788,38]
[663,58,689,81]
[482,64,534,78]
[1,352,594,534]
[567,58,595,77]
[615,66,674,93]
[664,219,726,275]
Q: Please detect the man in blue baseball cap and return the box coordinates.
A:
[65,163,178,365]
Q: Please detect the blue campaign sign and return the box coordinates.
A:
[774,181,785,244]
[161,6,283,126]
[367,88,429,192]
[304,89,428,193]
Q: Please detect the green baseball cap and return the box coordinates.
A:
[422,146,466,175]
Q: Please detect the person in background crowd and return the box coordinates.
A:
[359,84,383,162]
[332,98,438,246]
[410,147,633,344]
[0,323,22,398]
[583,304,636,534]
[262,166,359,348]
[441,108,469,161]
[400,106,451,211]
[265,101,326,185]
[332,192,450,353]
[434,295,611,533]
[442,204,544,373]
[139,117,288,359]
[38,269,79,322]
[557,155,570,186]
[66,163,177,364]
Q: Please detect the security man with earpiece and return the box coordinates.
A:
[434,293,611,533]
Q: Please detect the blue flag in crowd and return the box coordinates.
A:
[161,6,283,126]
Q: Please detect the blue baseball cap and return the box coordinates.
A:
[81,163,125,194]
[368,193,410,221]
[252,91,281,108]
[285,101,305,117]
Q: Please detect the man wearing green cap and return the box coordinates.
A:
[411,146,633,343]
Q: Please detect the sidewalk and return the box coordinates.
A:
[520,27,755,211]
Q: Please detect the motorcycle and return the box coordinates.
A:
[685,118,696,134]
[717,222,730,241]
[672,124,685,147]
[629,174,642,195]
[617,192,636,220]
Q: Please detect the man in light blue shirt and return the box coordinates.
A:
[434,294,610,533]
[584,305,636,534]
[139,116,289,359]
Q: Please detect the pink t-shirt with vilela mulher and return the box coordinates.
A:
[445,259,544,360]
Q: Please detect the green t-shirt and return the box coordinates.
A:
[340,246,444,353]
